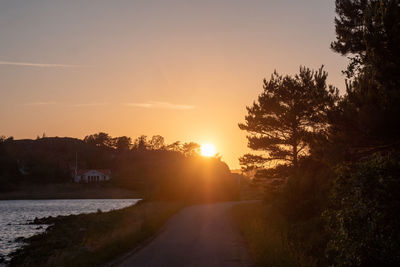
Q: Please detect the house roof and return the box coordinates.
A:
[77,169,111,176]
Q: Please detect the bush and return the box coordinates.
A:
[232,202,318,267]
[278,158,333,265]
[324,153,400,266]
[281,158,332,222]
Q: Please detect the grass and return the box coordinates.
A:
[239,183,265,200]
[10,201,184,267]
[232,202,317,267]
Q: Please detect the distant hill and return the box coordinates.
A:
[1,137,111,184]
[0,135,239,201]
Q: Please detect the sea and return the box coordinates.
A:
[0,199,141,264]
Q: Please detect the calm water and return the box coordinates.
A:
[0,199,140,263]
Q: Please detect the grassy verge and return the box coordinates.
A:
[232,202,316,267]
[10,201,184,267]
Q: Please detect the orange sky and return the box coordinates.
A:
[0,1,348,169]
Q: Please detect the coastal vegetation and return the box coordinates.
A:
[10,201,184,267]
[236,0,400,266]
[232,202,317,267]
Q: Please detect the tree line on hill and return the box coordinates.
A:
[0,134,238,202]
[239,0,400,265]
[82,132,204,157]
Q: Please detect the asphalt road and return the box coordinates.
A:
[118,202,253,267]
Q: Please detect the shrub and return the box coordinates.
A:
[324,153,400,266]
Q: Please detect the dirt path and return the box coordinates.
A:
[118,202,253,267]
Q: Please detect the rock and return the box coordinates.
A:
[15,236,25,242]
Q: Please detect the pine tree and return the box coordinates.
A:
[330,0,400,152]
[239,66,338,171]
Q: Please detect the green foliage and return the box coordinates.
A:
[324,153,400,266]
[232,202,317,267]
[273,159,333,264]
[281,159,332,222]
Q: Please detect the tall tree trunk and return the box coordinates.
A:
[293,143,298,169]
[292,121,299,169]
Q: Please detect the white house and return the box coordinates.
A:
[74,169,111,183]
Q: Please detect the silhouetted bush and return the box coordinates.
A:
[277,159,333,264]
[281,158,333,222]
[324,153,400,266]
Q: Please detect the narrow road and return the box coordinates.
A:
[118,202,253,267]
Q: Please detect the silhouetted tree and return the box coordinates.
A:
[149,135,165,150]
[132,135,148,151]
[330,0,400,150]
[166,141,182,152]
[332,0,400,81]
[113,136,132,152]
[182,142,200,157]
[0,135,18,191]
[84,132,113,148]
[239,66,338,170]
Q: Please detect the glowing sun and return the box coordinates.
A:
[201,143,216,157]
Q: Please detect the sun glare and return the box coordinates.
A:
[201,143,216,157]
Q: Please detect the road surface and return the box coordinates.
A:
[118,202,253,267]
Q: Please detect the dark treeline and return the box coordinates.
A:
[240,0,400,266]
[0,134,238,202]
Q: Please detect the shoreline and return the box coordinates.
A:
[8,201,184,267]
[0,199,143,265]
[0,183,142,200]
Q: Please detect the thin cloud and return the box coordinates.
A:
[23,102,58,106]
[0,61,87,68]
[23,102,109,107]
[70,103,109,107]
[124,101,195,110]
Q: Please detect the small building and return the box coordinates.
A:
[74,169,111,183]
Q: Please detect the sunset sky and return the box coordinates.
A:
[0,0,348,169]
